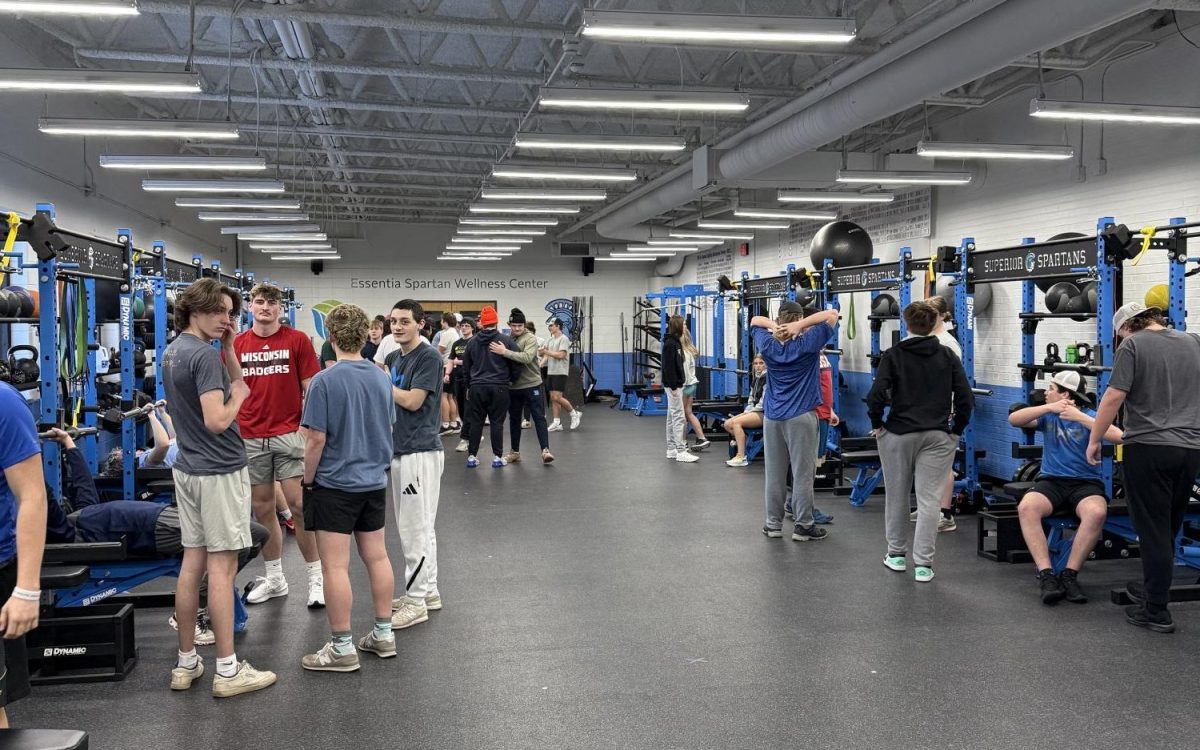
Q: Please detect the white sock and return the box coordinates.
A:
[265,558,283,581]
[279,507,292,520]
[177,648,198,669]
[306,560,323,580]
[216,653,237,678]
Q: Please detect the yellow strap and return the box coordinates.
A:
[1132,225,1157,266]
[927,255,936,285]
[0,213,19,270]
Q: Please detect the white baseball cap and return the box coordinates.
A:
[1113,301,1160,332]
[1050,370,1082,395]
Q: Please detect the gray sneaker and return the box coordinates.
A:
[357,632,397,659]
[212,660,277,697]
[301,642,361,673]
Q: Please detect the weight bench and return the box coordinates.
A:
[841,450,883,507]
[0,730,88,750]
[617,384,642,411]
[633,387,668,417]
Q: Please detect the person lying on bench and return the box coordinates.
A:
[1008,371,1123,605]
[42,429,268,644]
[100,404,179,476]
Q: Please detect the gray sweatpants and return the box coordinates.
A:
[878,429,957,567]
[764,410,819,529]
[665,387,687,453]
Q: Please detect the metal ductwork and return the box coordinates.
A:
[589,0,1157,276]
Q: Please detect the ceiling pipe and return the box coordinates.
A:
[593,0,1156,279]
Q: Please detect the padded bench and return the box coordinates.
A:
[39,565,89,591]
[0,730,88,750]
[633,387,667,417]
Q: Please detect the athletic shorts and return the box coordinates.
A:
[172,467,253,552]
[1026,476,1107,515]
[683,384,698,397]
[547,375,567,393]
[0,559,29,707]
[243,431,304,485]
[303,483,387,534]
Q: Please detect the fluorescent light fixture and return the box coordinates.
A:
[617,251,674,256]
[733,208,837,220]
[481,188,606,201]
[100,155,267,171]
[597,256,656,261]
[669,231,753,241]
[438,256,503,262]
[514,133,686,152]
[41,117,239,140]
[442,251,513,257]
[456,228,545,236]
[646,239,718,247]
[0,0,137,15]
[915,140,1075,160]
[270,255,340,261]
[142,179,286,193]
[177,198,300,209]
[468,204,581,215]
[221,224,321,235]
[836,169,972,185]
[777,190,894,203]
[626,246,694,252]
[491,165,637,182]
[240,233,328,241]
[248,244,331,251]
[450,236,532,244]
[445,245,522,252]
[199,213,309,222]
[698,220,790,230]
[581,9,855,45]
[539,87,749,113]
[0,68,200,93]
[460,218,558,226]
[1029,97,1200,125]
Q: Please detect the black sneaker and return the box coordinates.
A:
[1125,605,1175,633]
[792,525,828,542]
[1038,569,1065,605]
[1126,580,1147,605]
[1059,569,1087,604]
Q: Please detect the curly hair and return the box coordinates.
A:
[174,277,240,331]
[325,303,369,354]
[1123,310,1167,334]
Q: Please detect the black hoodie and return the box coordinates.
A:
[867,335,973,435]
[661,334,685,389]
[462,327,520,387]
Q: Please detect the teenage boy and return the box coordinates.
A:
[542,319,580,431]
[163,277,275,698]
[1009,371,1122,605]
[867,301,973,583]
[491,309,553,464]
[433,313,461,435]
[750,302,838,540]
[235,283,323,609]
[448,318,475,453]
[385,300,447,630]
[460,306,520,468]
[300,304,397,671]
[1088,302,1200,633]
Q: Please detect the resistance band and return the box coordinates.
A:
[1131,225,1157,266]
[0,213,18,272]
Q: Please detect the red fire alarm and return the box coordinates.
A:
[738,242,750,257]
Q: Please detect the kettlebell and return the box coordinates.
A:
[1044,343,1061,370]
[1076,342,1093,364]
[8,345,39,386]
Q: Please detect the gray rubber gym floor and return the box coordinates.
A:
[17,407,1200,749]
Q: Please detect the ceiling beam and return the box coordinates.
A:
[146,91,527,121]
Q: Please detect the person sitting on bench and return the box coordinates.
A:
[724,354,766,467]
[1008,371,1123,605]
[42,429,268,644]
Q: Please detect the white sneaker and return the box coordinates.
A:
[245,576,288,604]
[455,439,469,452]
[169,612,215,646]
[425,591,443,611]
[548,421,564,432]
[170,657,204,691]
[521,419,531,429]
[212,660,277,698]
[675,451,700,463]
[307,575,325,609]
[569,411,582,430]
[390,596,430,630]
[666,450,678,460]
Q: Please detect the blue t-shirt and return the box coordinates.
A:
[1038,409,1102,481]
[302,359,395,492]
[138,443,179,469]
[0,383,40,563]
[751,323,832,421]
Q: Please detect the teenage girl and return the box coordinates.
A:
[724,355,766,467]
[679,326,710,451]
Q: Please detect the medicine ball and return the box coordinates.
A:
[1044,282,1080,313]
[809,220,873,269]
[872,293,897,317]
[133,294,145,320]
[794,287,816,308]
[9,287,34,318]
[1063,293,1090,320]
[1037,233,1089,292]
[1145,283,1169,311]
[0,288,15,317]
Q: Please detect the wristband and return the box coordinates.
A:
[11,586,40,602]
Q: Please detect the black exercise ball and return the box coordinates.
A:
[0,289,15,317]
[872,293,897,317]
[9,287,34,318]
[1079,280,1097,313]
[794,288,816,308]
[1063,293,1090,321]
[1044,282,1080,313]
[810,220,873,269]
[1037,233,1089,292]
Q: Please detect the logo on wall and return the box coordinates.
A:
[311,299,344,339]
[544,298,575,337]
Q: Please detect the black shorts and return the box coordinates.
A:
[547,375,567,392]
[303,484,387,534]
[0,559,30,707]
[1025,476,1107,515]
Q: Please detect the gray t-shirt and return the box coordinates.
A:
[434,327,460,364]
[545,333,571,376]
[386,342,444,456]
[161,333,247,475]
[1109,328,1200,447]
[302,359,394,492]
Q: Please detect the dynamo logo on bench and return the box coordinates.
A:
[43,647,87,657]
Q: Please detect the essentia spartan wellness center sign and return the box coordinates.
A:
[349,276,550,291]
